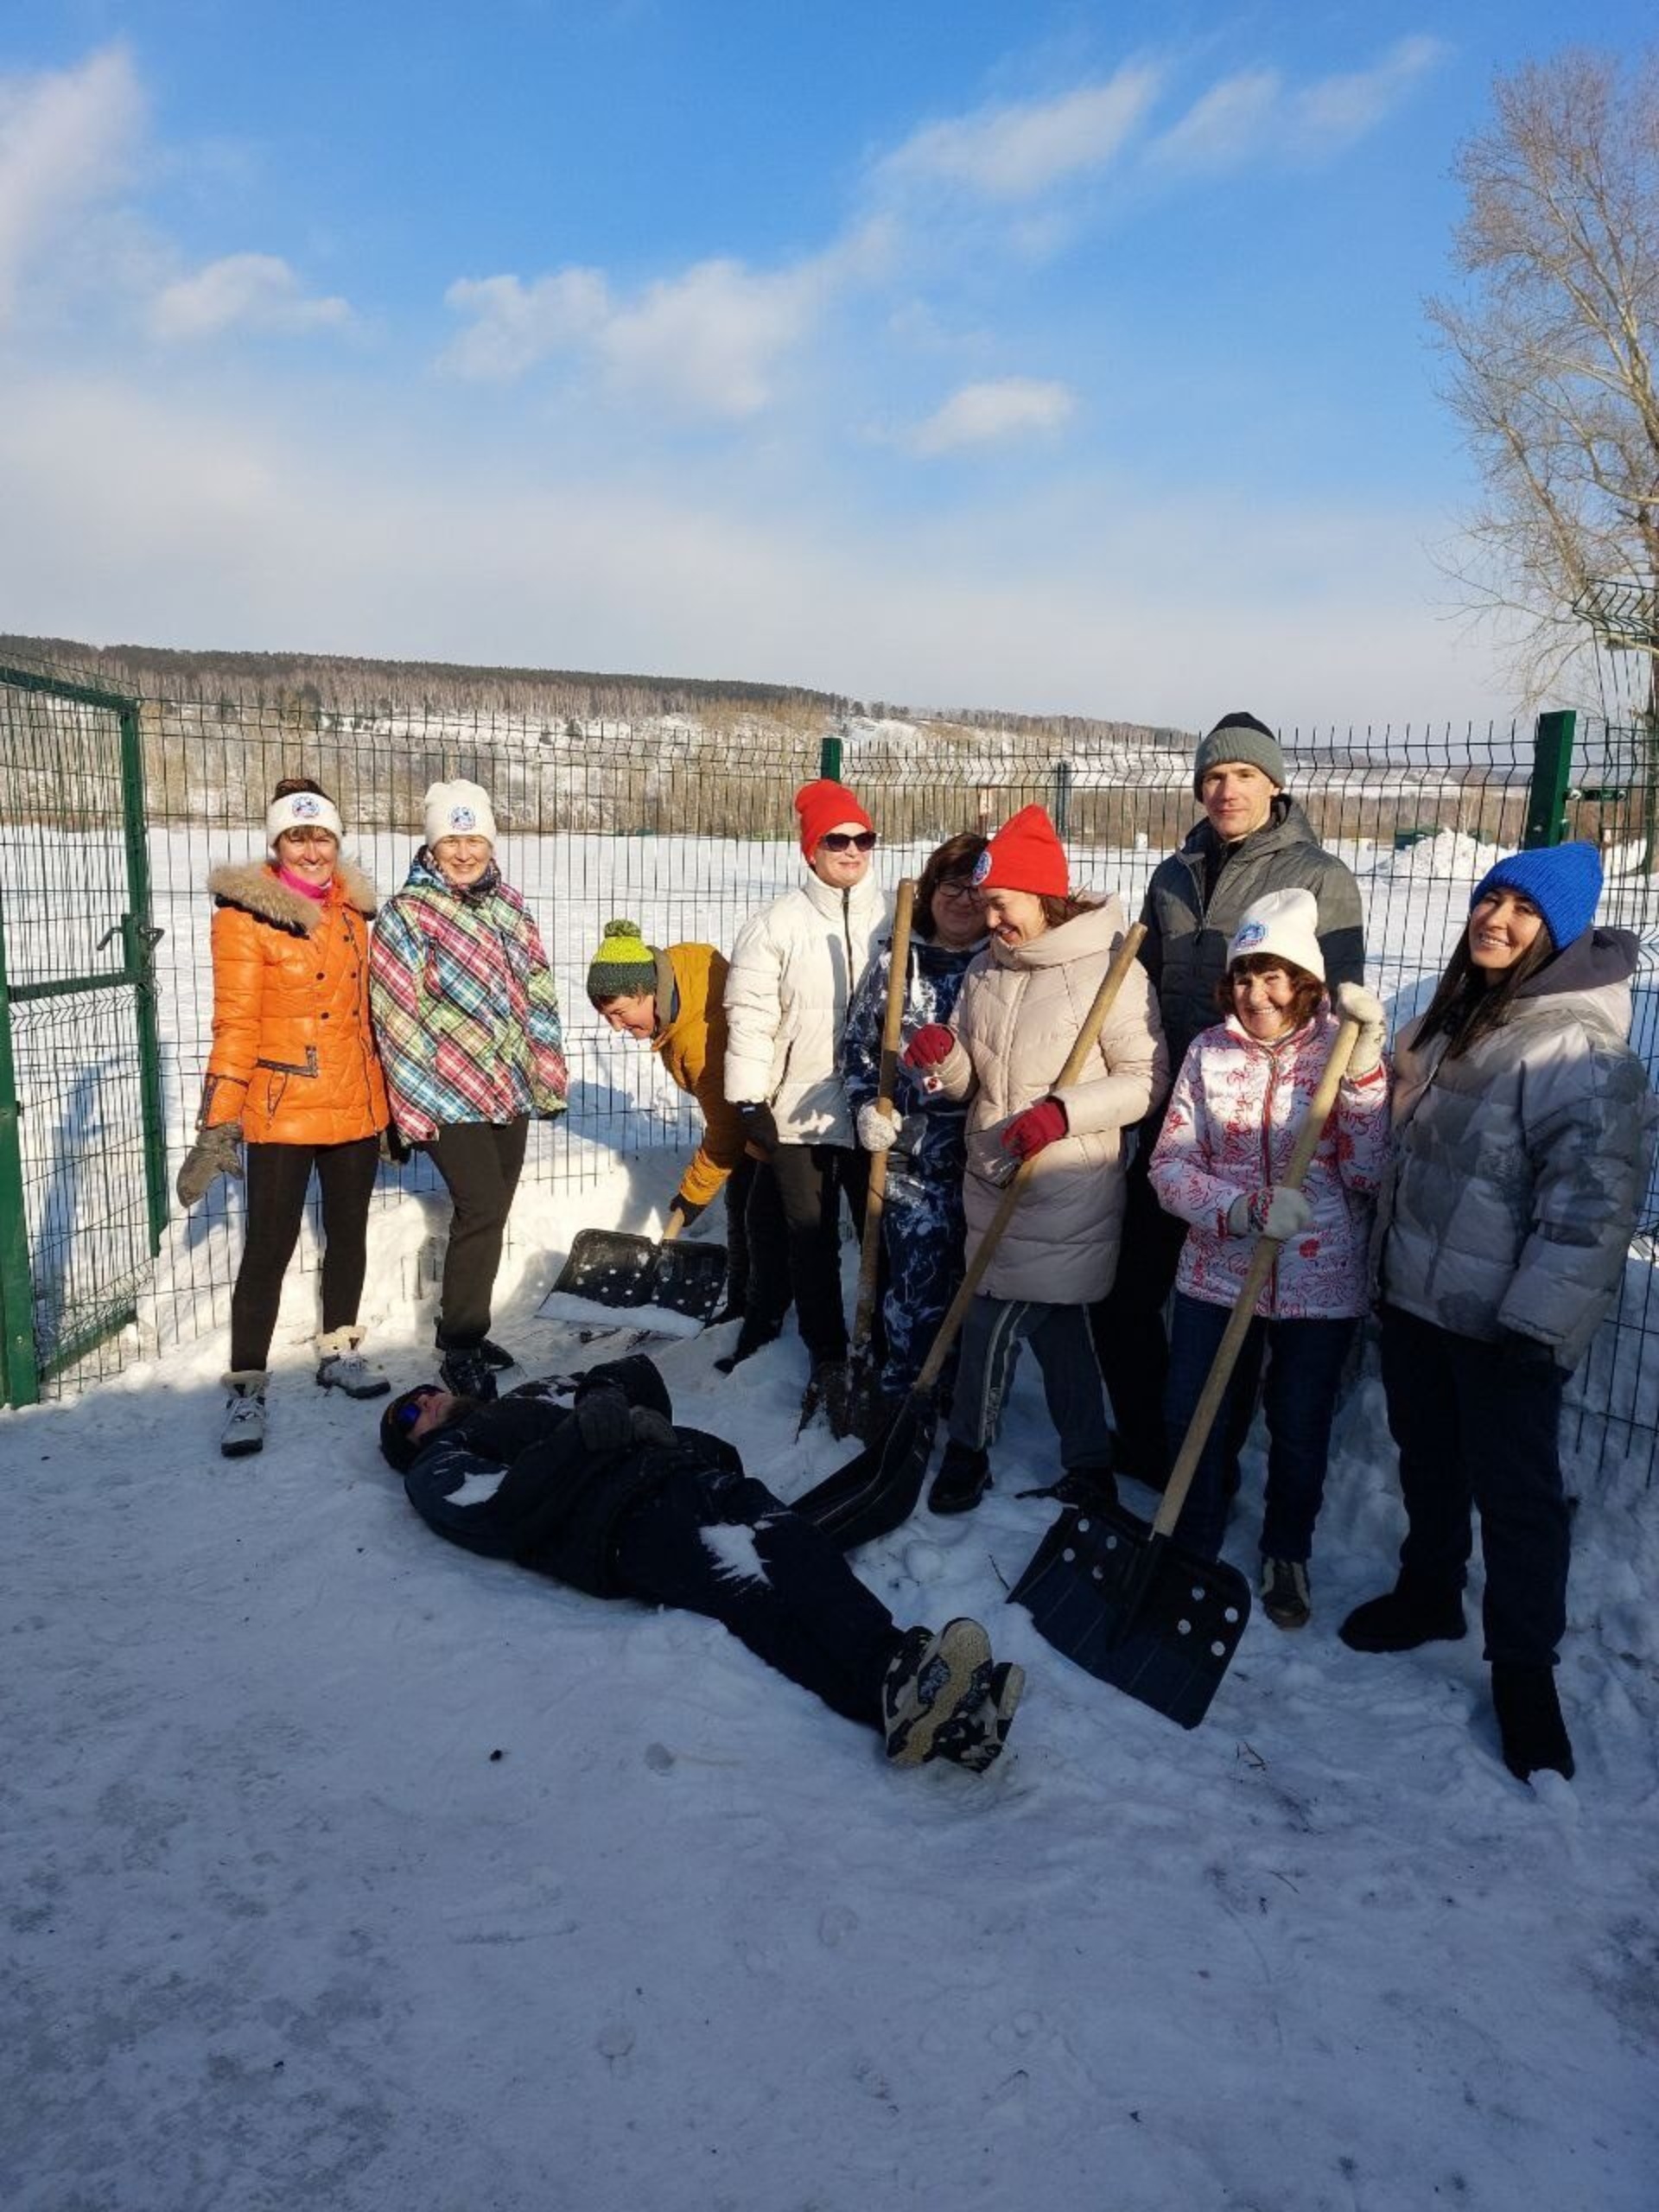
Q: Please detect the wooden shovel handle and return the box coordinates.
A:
[851,880,917,1354]
[911,923,1147,1398]
[1152,1016,1361,1541]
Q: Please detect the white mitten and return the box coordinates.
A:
[1227,1185,1313,1240]
[1335,981,1387,1078]
[857,1102,899,1154]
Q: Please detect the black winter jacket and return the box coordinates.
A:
[403,1359,740,1599]
[1139,797,1366,1071]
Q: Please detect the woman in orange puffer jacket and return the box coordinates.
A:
[175,777,392,1457]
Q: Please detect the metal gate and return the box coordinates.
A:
[0,669,168,1405]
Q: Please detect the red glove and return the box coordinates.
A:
[903,1024,956,1071]
[1001,1097,1068,1161]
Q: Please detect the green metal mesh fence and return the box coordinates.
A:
[1,663,1655,1475]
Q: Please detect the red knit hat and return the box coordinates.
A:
[974,804,1069,899]
[794,779,874,861]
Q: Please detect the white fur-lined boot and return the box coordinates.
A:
[315,1327,390,1401]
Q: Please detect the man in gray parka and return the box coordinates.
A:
[1093,710,1366,1485]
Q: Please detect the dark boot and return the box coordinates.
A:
[713,1319,781,1375]
[1491,1664,1575,1783]
[438,1340,499,1401]
[1338,1575,1465,1654]
[928,1441,992,1516]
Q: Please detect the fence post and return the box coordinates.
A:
[0,896,41,1408]
[818,733,842,781]
[1052,758,1073,838]
[1524,710,1575,848]
[118,702,169,1255]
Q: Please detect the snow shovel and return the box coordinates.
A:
[1008,1015,1361,1729]
[795,924,1148,1550]
[536,1226,728,1350]
[837,877,918,1444]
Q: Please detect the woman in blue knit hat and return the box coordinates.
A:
[1342,842,1655,1786]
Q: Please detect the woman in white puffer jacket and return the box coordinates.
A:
[902,805,1167,1515]
[721,779,888,1384]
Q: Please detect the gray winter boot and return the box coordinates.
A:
[220,1371,269,1459]
[315,1326,390,1400]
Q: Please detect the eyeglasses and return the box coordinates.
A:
[935,880,981,904]
[820,830,878,853]
[391,1385,442,1433]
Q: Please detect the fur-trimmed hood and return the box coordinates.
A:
[207,857,379,935]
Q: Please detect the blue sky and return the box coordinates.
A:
[0,3,1650,724]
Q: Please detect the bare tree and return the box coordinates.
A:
[1428,49,1659,702]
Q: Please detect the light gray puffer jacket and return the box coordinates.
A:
[1376,928,1656,1370]
[933,898,1168,1303]
[723,870,889,1144]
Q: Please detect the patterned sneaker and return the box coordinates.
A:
[220,1372,268,1459]
[315,1328,391,1401]
[932,1662,1027,1774]
[881,1618,993,1767]
[1261,1556,1312,1631]
[438,1342,499,1402]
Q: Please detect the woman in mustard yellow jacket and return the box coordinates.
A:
[176,777,391,1456]
[587,920,753,1319]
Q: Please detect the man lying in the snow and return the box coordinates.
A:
[378,1354,1023,1771]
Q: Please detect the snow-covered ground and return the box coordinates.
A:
[4,825,1658,2209]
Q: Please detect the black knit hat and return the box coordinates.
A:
[1193,710,1287,798]
[379,1384,445,1472]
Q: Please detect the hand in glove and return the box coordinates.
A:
[857,1101,899,1154]
[735,1102,780,1159]
[1498,1328,1557,1369]
[176,1122,245,1209]
[1000,1097,1068,1162]
[901,1024,955,1071]
[629,1406,678,1447]
[1335,981,1388,1079]
[1227,1185,1313,1241]
[575,1385,635,1453]
[379,1123,413,1166]
[664,1196,706,1240]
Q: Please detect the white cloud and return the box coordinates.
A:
[1151,36,1447,173]
[911,377,1076,456]
[0,45,143,319]
[880,67,1162,201]
[442,224,890,417]
[149,253,352,342]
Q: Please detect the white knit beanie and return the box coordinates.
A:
[267,787,344,846]
[1226,888,1325,982]
[423,779,498,849]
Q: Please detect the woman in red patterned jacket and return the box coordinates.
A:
[1147,889,1389,1630]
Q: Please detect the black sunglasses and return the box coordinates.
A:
[820,830,878,853]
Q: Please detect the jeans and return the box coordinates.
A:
[1381,1304,1569,1669]
[947,1297,1112,1471]
[423,1116,530,1344]
[229,1135,380,1370]
[1164,1290,1357,1564]
[612,1461,902,1726]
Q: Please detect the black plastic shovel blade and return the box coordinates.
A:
[792,1389,937,1550]
[549,1230,728,1321]
[1008,1504,1251,1729]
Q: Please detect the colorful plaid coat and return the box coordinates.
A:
[369,852,568,1142]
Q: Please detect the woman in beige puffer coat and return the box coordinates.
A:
[901,806,1167,1514]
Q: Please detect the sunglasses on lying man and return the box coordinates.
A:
[819,830,878,852]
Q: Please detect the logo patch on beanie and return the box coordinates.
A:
[289,794,322,819]
[448,806,477,832]
[971,848,994,886]
[1233,920,1268,950]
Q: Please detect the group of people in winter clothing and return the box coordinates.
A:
[180,721,1655,1788]
[177,775,568,1453]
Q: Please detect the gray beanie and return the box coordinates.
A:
[1192,711,1287,798]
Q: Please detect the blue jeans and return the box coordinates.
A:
[1164,1292,1357,1564]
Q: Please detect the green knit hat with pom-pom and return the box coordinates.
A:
[587,918,658,1005]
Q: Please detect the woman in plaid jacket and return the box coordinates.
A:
[370,779,567,1396]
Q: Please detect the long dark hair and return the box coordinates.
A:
[915,831,988,939]
[1416,918,1557,1058]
